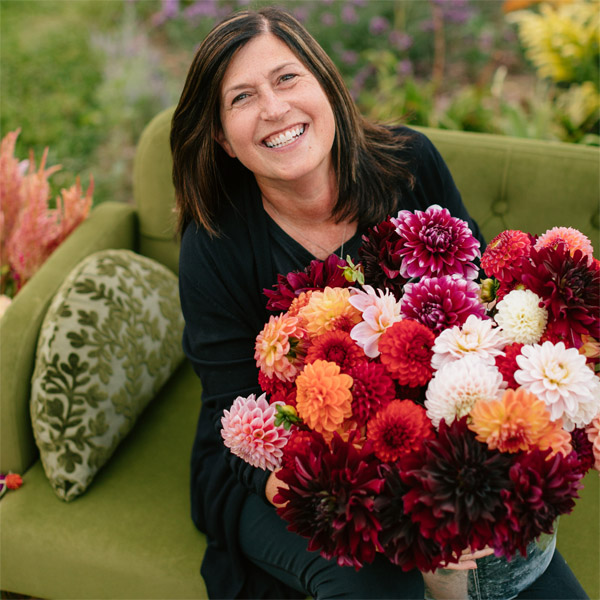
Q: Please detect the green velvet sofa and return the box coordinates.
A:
[1,107,598,599]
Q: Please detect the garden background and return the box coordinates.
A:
[1,0,599,211]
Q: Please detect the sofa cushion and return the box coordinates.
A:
[30,249,185,501]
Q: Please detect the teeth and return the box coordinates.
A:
[265,126,305,148]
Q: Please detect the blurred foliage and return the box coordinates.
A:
[1,0,598,209]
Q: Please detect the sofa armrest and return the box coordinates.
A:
[0,201,138,474]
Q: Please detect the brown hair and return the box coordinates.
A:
[171,6,414,236]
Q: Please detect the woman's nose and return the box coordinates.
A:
[260,89,290,121]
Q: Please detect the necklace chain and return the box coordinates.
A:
[264,198,349,259]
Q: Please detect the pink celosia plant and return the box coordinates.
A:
[0,130,93,296]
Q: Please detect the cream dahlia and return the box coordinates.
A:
[515,341,600,430]
[425,355,507,428]
[431,314,506,371]
[495,289,548,344]
[220,394,292,471]
[349,285,403,358]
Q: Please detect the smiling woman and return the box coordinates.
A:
[169,7,589,600]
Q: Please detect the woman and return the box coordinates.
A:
[171,7,588,599]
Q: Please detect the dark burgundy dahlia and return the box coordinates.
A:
[401,417,513,557]
[264,255,352,312]
[275,431,384,569]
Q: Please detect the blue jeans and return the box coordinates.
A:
[239,493,589,600]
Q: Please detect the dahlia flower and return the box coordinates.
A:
[570,427,596,474]
[494,289,548,344]
[264,254,351,312]
[358,217,407,298]
[367,400,434,462]
[376,463,452,572]
[348,361,396,426]
[535,227,594,266]
[585,416,600,471]
[431,314,506,371]
[425,355,506,428]
[254,314,305,382]
[295,359,353,436]
[402,418,513,557]
[495,342,524,389]
[521,243,600,347]
[300,286,362,338]
[400,275,486,334]
[275,431,385,569]
[480,229,533,283]
[390,205,480,280]
[305,330,366,373]
[515,341,600,430]
[469,388,572,456]
[220,394,292,471]
[349,285,403,358]
[378,319,435,387]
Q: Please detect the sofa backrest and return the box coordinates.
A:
[133,109,599,274]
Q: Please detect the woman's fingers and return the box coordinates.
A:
[441,547,495,570]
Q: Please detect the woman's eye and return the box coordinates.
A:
[232,93,249,105]
[279,73,297,83]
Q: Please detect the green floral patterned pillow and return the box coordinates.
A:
[30,249,185,501]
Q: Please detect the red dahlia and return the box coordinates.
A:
[305,330,367,373]
[275,431,384,570]
[481,230,533,283]
[348,361,396,426]
[494,343,524,389]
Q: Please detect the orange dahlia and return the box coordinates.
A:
[300,287,362,338]
[295,359,353,436]
[367,400,434,462]
[378,319,435,387]
[469,388,571,456]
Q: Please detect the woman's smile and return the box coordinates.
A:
[263,124,306,149]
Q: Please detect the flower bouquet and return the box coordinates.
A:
[221,205,600,596]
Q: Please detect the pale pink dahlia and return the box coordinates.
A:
[349,285,403,358]
[425,355,507,428]
[400,276,486,334]
[255,314,305,382]
[534,227,594,266]
[431,314,506,370]
[515,341,600,431]
[585,416,600,471]
[221,394,292,470]
[390,205,480,280]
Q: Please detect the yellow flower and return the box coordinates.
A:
[299,286,361,338]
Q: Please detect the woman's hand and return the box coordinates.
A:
[441,547,495,570]
[265,470,288,507]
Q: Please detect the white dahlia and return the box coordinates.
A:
[495,288,548,344]
[431,314,506,371]
[514,341,600,431]
[425,354,507,428]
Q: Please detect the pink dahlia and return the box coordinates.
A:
[391,205,481,280]
[520,243,600,347]
[348,361,396,426]
[400,275,486,334]
[220,394,292,471]
[275,431,385,570]
[534,227,594,266]
[586,416,600,472]
[264,255,352,312]
[480,230,533,283]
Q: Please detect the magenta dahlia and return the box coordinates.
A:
[348,361,396,426]
[401,417,513,557]
[275,431,385,569]
[400,275,486,334]
[358,217,408,299]
[264,255,352,312]
[521,243,600,347]
[390,205,481,280]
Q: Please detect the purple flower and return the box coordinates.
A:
[341,4,358,24]
[320,12,336,26]
[389,31,413,51]
[184,0,218,19]
[369,16,390,35]
[400,275,486,333]
[391,205,481,280]
[341,50,358,65]
[397,59,413,78]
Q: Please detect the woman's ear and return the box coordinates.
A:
[215,129,236,158]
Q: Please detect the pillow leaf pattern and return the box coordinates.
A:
[31,249,184,501]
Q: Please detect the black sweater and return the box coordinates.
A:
[178,128,485,599]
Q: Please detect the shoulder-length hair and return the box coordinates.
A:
[171,6,414,236]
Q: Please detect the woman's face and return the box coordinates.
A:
[217,33,336,188]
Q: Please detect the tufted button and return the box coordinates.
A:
[591,211,599,230]
[492,201,508,216]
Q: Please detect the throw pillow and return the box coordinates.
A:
[30,249,185,501]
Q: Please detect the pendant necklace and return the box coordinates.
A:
[263,198,349,259]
